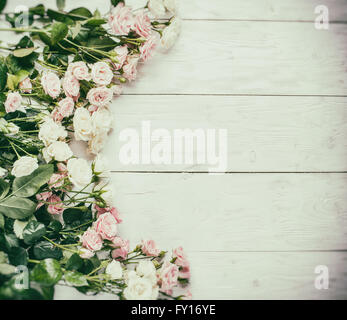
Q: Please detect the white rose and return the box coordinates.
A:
[39,118,67,146]
[148,0,166,18]
[91,107,113,135]
[106,260,123,280]
[163,0,177,13]
[0,167,7,177]
[88,132,107,155]
[79,248,95,259]
[11,156,38,177]
[73,107,93,141]
[67,158,92,188]
[160,18,181,50]
[6,123,19,135]
[45,141,73,162]
[124,274,159,300]
[93,154,110,178]
[136,260,157,284]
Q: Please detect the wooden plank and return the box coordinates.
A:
[54,251,347,299]
[3,0,347,21]
[101,95,347,172]
[122,21,347,95]
[105,172,347,251]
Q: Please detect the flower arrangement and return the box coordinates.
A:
[0,0,190,300]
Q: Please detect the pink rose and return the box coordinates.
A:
[88,105,98,114]
[5,92,22,113]
[181,290,192,300]
[94,212,118,240]
[57,97,74,118]
[41,72,61,98]
[109,207,122,223]
[36,191,52,209]
[133,11,152,38]
[57,162,68,173]
[113,45,128,70]
[47,194,64,215]
[91,61,113,86]
[67,61,90,81]
[63,74,80,101]
[108,2,133,36]
[87,87,113,107]
[19,77,32,93]
[141,240,160,256]
[81,228,103,251]
[48,173,65,189]
[140,35,158,61]
[123,56,139,81]
[160,261,179,294]
[111,236,130,260]
[172,246,190,268]
[179,268,191,279]
[51,108,64,122]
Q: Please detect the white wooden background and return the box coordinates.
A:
[2,0,347,299]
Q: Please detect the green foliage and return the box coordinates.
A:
[0,0,6,14]
[0,58,8,92]
[111,0,125,7]
[31,259,62,286]
[0,196,36,220]
[0,179,10,200]
[32,241,63,260]
[64,270,88,287]
[65,253,84,271]
[50,22,69,45]
[12,164,54,197]
[23,221,46,245]
[56,0,65,11]
[8,247,28,266]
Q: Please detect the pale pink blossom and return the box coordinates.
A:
[123,56,139,81]
[47,194,64,215]
[19,77,32,93]
[172,246,190,268]
[36,191,52,209]
[160,261,179,294]
[67,61,91,81]
[5,92,22,113]
[57,97,74,118]
[63,74,80,101]
[41,72,61,98]
[133,10,152,38]
[140,35,158,61]
[179,268,191,279]
[48,173,65,189]
[57,162,68,173]
[91,61,113,86]
[181,290,192,300]
[51,108,64,122]
[81,228,103,251]
[108,2,134,36]
[113,45,128,70]
[87,87,113,107]
[94,212,118,240]
[111,236,130,260]
[142,240,160,256]
[95,205,122,223]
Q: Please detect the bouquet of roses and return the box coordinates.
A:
[0,0,191,300]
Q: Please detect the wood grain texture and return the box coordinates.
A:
[105,172,347,252]
[54,251,347,299]
[101,95,347,172]
[123,21,347,95]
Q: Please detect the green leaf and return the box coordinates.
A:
[0,59,8,92]
[29,4,45,16]
[69,7,92,19]
[13,47,36,58]
[0,0,6,14]
[111,0,124,7]
[0,232,19,253]
[50,22,68,45]
[0,196,36,220]
[6,74,18,91]
[12,164,54,198]
[0,214,4,230]
[64,270,88,287]
[31,259,62,286]
[33,241,63,260]
[0,263,16,275]
[15,70,30,83]
[0,179,10,200]
[84,18,106,27]
[41,286,55,300]
[56,0,65,11]
[23,221,46,245]
[66,253,83,271]
[8,247,28,266]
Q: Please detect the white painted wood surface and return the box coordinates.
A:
[2,0,347,299]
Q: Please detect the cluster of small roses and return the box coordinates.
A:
[0,0,189,300]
